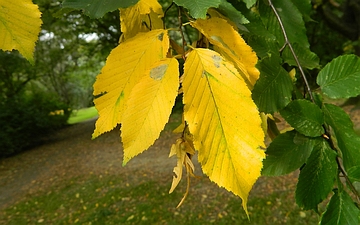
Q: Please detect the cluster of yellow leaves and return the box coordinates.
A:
[93,0,179,166]
[0,0,42,64]
[92,0,265,215]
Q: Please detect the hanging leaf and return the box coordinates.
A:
[262,130,315,176]
[62,0,139,18]
[323,104,360,180]
[319,189,360,225]
[191,17,259,88]
[121,58,179,165]
[182,48,265,215]
[280,99,324,137]
[169,135,196,208]
[120,0,164,41]
[252,56,293,114]
[169,137,195,194]
[173,0,221,19]
[317,55,360,99]
[92,29,169,139]
[296,139,337,210]
[0,0,42,64]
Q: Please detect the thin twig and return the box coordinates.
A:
[178,6,187,60]
[267,0,315,103]
[176,163,191,208]
[163,1,175,29]
[326,129,360,202]
[336,157,360,202]
[268,0,360,202]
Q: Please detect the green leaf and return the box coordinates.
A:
[252,56,293,114]
[323,104,360,181]
[323,104,354,133]
[235,2,275,38]
[173,0,221,19]
[246,34,280,59]
[217,0,249,26]
[317,55,360,99]
[232,2,279,58]
[290,0,312,22]
[320,189,360,225]
[295,139,337,210]
[282,43,320,69]
[258,0,319,69]
[259,0,309,49]
[262,130,315,176]
[348,166,360,182]
[241,0,256,9]
[62,0,139,18]
[280,99,324,137]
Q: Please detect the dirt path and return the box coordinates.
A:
[0,118,194,210]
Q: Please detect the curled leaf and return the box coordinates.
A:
[120,0,164,40]
[169,125,196,208]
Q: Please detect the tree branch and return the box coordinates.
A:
[267,0,315,103]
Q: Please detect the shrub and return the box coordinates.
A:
[0,92,71,157]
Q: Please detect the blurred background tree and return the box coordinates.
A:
[0,0,120,157]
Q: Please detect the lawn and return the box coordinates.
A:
[67,107,98,124]
[0,173,320,225]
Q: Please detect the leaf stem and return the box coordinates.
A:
[267,0,314,103]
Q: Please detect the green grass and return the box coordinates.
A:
[67,107,98,124]
[0,175,320,225]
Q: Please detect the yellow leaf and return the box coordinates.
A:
[93,29,169,139]
[120,0,163,41]
[169,135,196,208]
[0,0,42,64]
[182,48,265,214]
[121,58,179,164]
[191,17,259,88]
[207,8,238,30]
[289,68,296,81]
[169,139,186,194]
